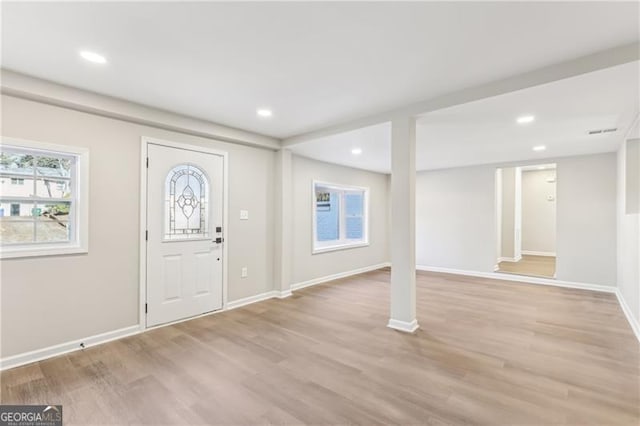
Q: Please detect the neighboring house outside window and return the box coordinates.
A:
[0,138,89,258]
[313,181,369,253]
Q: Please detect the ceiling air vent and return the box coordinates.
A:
[588,128,617,135]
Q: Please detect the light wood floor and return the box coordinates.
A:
[2,269,638,425]
[498,255,556,278]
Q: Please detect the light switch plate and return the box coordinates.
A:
[241,267,248,278]
[240,210,249,220]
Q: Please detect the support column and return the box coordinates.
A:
[274,149,293,298]
[500,167,517,260]
[388,116,419,332]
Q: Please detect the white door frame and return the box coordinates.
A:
[139,136,229,329]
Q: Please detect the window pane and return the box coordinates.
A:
[0,152,34,175]
[345,193,364,239]
[36,220,70,242]
[35,156,72,178]
[1,200,35,244]
[35,178,71,198]
[1,151,34,198]
[35,199,71,242]
[0,202,33,217]
[0,219,34,244]
[346,217,363,239]
[35,202,71,221]
[165,164,209,240]
[0,176,35,198]
[316,190,340,241]
[345,193,363,216]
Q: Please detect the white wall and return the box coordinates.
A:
[626,139,640,214]
[416,153,617,286]
[617,138,640,324]
[521,169,557,254]
[416,166,497,272]
[1,95,276,358]
[291,155,389,284]
[555,154,617,286]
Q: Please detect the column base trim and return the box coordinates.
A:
[387,318,419,333]
[277,289,292,299]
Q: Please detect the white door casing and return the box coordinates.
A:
[145,142,225,327]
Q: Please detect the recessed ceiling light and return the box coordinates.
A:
[351,148,362,155]
[517,115,535,124]
[257,109,272,118]
[533,145,546,152]
[79,50,107,64]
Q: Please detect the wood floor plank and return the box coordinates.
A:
[2,268,638,425]
[498,255,556,278]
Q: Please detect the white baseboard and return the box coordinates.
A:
[522,250,556,257]
[416,265,616,294]
[498,256,521,263]
[226,290,280,310]
[277,289,292,299]
[0,325,141,371]
[226,288,292,310]
[387,318,419,333]
[290,262,391,291]
[615,289,640,343]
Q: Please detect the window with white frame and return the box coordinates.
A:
[0,138,89,258]
[313,181,368,253]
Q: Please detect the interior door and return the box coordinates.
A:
[146,143,224,327]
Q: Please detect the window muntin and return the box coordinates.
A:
[0,140,88,258]
[164,164,210,240]
[313,181,368,253]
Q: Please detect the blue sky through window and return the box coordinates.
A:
[316,192,339,241]
[345,193,363,239]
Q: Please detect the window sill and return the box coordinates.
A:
[0,244,88,259]
[312,241,369,255]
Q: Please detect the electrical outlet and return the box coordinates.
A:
[241,267,248,278]
[240,210,249,220]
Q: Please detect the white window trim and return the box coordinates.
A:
[312,180,369,255]
[0,137,89,259]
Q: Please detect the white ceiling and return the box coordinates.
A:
[2,2,639,139]
[291,122,392,173]
[520,164,556,172]
[290,62,639,173]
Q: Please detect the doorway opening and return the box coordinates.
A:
[495,164,556,278]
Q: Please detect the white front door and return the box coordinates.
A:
[146,143,224,327]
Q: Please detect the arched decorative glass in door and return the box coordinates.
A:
[164,164,209,240]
